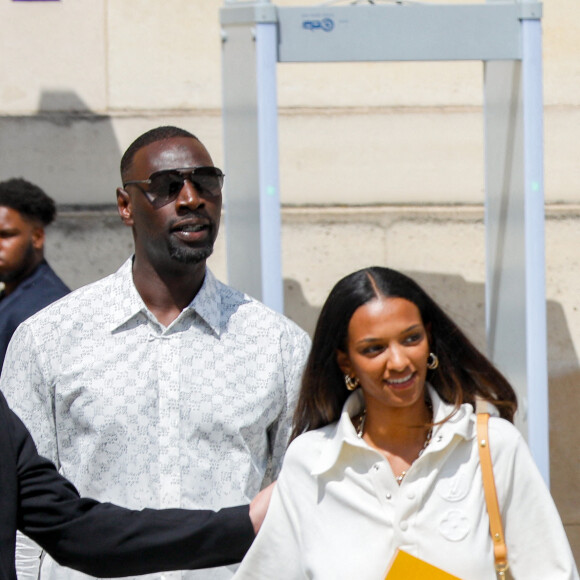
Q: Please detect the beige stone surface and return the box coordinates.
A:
[543,0,580,106]
[0,1,106,113]
[545,107,580,203]
[279,109,485,204]
[107,0,224,110]
[277,61,484,108]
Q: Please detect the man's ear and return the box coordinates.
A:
[116,187,134,226]
[336,349,352,376]
[31,226,45,251]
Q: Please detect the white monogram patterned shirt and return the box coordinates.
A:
[1,258,310,580]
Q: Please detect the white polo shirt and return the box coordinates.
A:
[234,387,578,580]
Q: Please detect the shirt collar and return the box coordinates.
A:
[109,258,148,331]
[187,268,222,337]
[311,384,476,476]
[429,384,475,444]
[109,258,222,336]
[311,389,367,476]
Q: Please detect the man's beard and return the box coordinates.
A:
[166,238,214,264]
[0,242,36,283]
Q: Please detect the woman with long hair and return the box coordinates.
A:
[234,267,577,579]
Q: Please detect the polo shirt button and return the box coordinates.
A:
[400,521,408,531]
[407,491,415,500]
[386,492,392,500]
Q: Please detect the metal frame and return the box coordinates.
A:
[220,0,548,483]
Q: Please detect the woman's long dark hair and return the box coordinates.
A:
[291,267,517,441]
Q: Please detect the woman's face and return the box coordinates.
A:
[337,296,430,412]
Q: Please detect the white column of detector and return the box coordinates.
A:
[522,16,549,485]
[256,21,283,313]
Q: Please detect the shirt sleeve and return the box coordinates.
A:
[1,322,58,465]
[14,533,43,579]
[263,326,311,484]
[491,420,579,579]
[5,393,256,576]
[234,467,305,580]
[1,322,58,578]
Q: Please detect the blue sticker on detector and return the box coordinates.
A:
[303,18,334,32]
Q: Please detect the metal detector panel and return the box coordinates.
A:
[277,4,525,62]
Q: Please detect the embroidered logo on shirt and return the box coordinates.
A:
[436,472,469,502]
[438,509,470,542]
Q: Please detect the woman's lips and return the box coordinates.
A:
[385,372,416,389]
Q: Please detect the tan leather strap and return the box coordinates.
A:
[477,412,509,577]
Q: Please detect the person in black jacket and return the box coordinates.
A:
[0,178,70,370]
[0,391,264,580]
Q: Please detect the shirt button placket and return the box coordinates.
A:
[157,332,181,508]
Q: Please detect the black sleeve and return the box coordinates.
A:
[5,393,255,577]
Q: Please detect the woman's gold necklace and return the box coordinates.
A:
[357,411,433,485]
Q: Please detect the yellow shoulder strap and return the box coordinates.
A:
[476,412,509,577]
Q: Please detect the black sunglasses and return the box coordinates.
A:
[123,166,224,209]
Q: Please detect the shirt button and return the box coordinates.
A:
[400,521,408,531]
[385,492,392,500]
[373,464,380,471]
[407,491,415,500]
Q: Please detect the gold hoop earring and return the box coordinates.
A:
[344,374,360,391]
[427,353,439,370]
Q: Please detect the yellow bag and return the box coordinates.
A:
[384,549,462,580]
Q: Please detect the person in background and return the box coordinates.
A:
[0,390,271,580]
[233,267,578,580]
[2,126,310,580]
[0,178,70,370]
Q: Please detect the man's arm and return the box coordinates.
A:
[4,393,257,577]
[265,326,311,483]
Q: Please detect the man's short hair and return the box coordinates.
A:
[0,178,56,226]
[120,126,200,181]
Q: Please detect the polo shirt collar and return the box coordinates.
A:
[311,389,368,476]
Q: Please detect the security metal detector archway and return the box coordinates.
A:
[220,0,547,482]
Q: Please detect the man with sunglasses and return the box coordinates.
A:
[2,126,310,580]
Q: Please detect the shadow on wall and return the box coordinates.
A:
[46,209,134,290]
[546,301,580,564]
[285,271,580,558]
[0,91,121,206]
